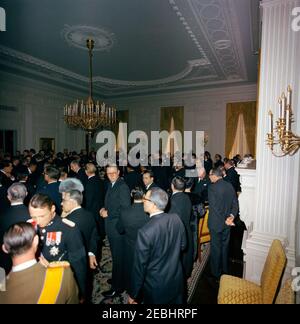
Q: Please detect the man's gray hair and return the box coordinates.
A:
[59,178,84,193]
[7,183,28,202]
[67,190,83,206]
[149,187,169,211]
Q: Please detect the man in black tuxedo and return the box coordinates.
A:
[169,176,193,280]
[208,167,238,280]
[0,182,31,273]
[116,187,149,293]
[124,165,143,192]
[128,187,186,304]
[142,170,158,192]
[18,172,36,206]
[100,165,131,298]
[70,160,88,187]
[0,161,15,189]
[224,159,241,195]
[224,159,245,261]
[84,163,105,242]
[36,166,62,215]
[60,180,100,301]
[59,178,99,264]
[193,167,210,204]
[0,183,9,215]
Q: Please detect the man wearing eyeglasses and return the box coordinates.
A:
[99,165,131,299]
[128,187,186,304]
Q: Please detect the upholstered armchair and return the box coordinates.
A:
[198,208,210,261]
[218,239,287,304]
[275,279,295,304]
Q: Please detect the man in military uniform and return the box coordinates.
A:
[28,194,87,298]
[0,222,78,304]
[59,178,99,301]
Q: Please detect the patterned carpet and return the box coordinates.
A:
[91,240,210,304]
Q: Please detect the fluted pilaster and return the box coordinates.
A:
[245,0,300,283]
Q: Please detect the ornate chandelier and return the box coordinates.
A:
[64,39,116,139]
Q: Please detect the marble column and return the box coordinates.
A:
[244,0,300,284]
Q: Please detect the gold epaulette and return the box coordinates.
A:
[48,261,70,268]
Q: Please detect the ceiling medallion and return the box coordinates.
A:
[61,25,116,52]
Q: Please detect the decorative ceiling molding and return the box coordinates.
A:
[0,45,217,90]
[0,45,87,82]
[61,25,116,52]
[0,1,257,97]
[93,59,210,86]
[169,0,212,63]
[170,0,248,81]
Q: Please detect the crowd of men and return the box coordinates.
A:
[0,148,244,304]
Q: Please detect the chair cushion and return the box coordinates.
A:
[275,279,295,304]
[199,210,210,244]
[218,275,262,304]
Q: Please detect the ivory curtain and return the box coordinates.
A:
[225,101,257,158]
[114,110,129,151]
[160,107,184,155]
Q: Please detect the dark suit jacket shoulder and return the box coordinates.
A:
[0,204,30,239]
[84,175,104,213]
[169,192,192,228]
[118,203,149,243]
[67,207,99,255]
[224,167,241,193]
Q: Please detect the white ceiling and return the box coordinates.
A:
[0,0,260,98]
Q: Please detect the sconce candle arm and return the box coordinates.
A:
[266,85,300,156]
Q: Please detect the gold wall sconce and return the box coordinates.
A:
[267,86,300,156]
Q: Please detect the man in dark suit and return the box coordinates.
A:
[0,183,31,273]
[59,178,99,263]
[224,159,241,195]
[208,167,239,280]
[193,167,210,204]
[100,165,131,298]
[70,160,88,187]
[169,176,193,280]
[36,166,62,215]
[84,163,105,242]
[116,187,149,293]
[0,161,15,189]
[60,181,100,301]
[18,172,36,206]
[124,165,143,192]
[0,184,10,215]
[224,159,245,261]
[142,170,158,192]
[128,187,186,304]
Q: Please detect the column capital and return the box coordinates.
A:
[261,0,300,9]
